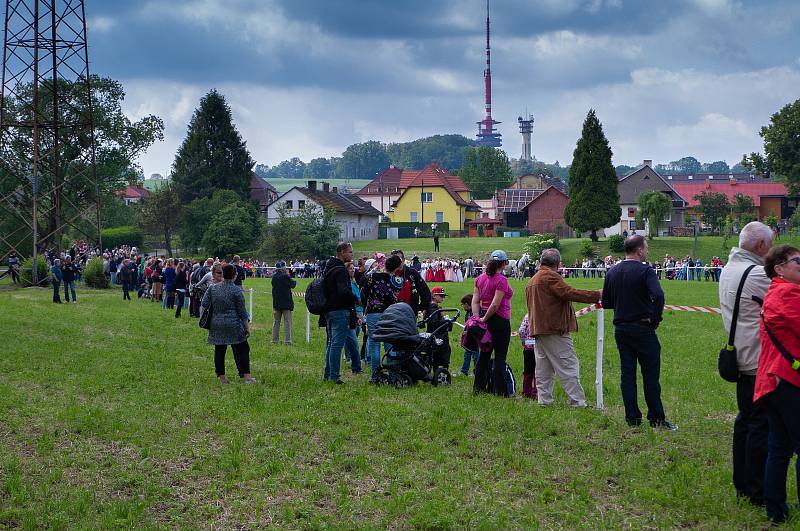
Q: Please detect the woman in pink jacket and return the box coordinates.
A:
[755,244,800,524]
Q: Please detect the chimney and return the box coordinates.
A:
[643,159,652,167]
[322,182,330,192]
[308,180,317,191]
[332,186,338,194]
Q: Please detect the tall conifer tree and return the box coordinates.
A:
[564,110,620,241]
[171,90,255,203]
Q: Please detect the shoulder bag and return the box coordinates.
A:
[760,312,800,373]
[718,264,756,382]
[199,285,214,330]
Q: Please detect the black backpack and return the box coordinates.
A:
[191,266,206,285]
[488,359,516,396]
[305,264,343,315]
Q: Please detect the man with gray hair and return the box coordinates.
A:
[719,220,773,506]
[525,248,601,406]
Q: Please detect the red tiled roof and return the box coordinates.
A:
[356,165,404,195]
[671,182,788,207]
[402,162,475,207]
[120,185,150,199]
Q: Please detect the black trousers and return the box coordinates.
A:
[614,322,665,423]
[214,341,250,377]
[523,347,536,374]
[733,374,769,502]
[175,290,186,317]
[474,315,511,396]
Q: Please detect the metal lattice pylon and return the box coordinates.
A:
[0,0,99,284]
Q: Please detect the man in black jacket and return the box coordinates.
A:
[271,261,296,345]
[323,242,356,384]
[602,235,675,431]
[390,249,431,314]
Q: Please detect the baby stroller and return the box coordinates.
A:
[372,302,460,388]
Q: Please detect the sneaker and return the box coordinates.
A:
[626,418,642,427]
[333,379,345,385]
[242,377,257,384]
[650,419,678,432]
[72,301,77,304]
[218,375,231,384]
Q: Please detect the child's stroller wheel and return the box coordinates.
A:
[432,367,451,387]
[395,373,413,389]
[376,372,389,385]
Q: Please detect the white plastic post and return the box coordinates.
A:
[595,308,605,410]
[249,288,254,322]
[306,308,311,344]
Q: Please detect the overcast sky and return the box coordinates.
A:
[88,0,800,177]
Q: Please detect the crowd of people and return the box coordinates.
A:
[10,222,800,525]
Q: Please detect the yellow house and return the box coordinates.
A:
[390,163,481,231]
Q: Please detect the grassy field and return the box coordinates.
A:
[0,276,795,528]
[352,234,800,264]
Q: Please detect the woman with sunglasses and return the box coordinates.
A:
[755,244,800,524]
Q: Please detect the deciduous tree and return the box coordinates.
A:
[637,190,672,238]
[457,146,513,199]
[693,191,730,234]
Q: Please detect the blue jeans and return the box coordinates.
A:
[110,271,117,285]
[63,280,76,302]
[614,323,665,423]
[324,310,349,381]
[763,382,800,522]
[460,350,479,375]
[344,325,361,373]
[365,313,385,381]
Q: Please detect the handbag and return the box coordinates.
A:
[718,265,756,382]
[760,313,800,373]
[199,288,214,330]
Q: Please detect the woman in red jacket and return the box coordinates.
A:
[755,244,800,524]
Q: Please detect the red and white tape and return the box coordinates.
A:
[571,302,721,317]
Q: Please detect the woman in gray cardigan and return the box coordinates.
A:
[201,264,255,384]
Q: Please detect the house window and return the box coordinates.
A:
[436,211,444,223]
[298,200,305,209]
[629,220,638,231]
[421,192,432,203]
[627,207,637,218]
[285,200,293,209]
[352,227,356,237]
[410,212,418,223]
[663,211,671,222]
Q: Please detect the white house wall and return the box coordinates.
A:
[265,188,379,241]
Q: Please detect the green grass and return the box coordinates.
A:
[353,234,800,263]
[0,277,795,528]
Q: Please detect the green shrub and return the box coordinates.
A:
[608,234,625,253]
[579,240,596,259]
[523,233,560,260]
[84,257,109,289]
[100,226,143,249]
[19,256,49,286]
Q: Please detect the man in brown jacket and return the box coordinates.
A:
[526,248,601,406]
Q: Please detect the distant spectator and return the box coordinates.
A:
[271,261,296,345]
[51,258,63,303]
[322,242,357,385]
[61,256,78,304]
[201,264,254,384]
[7,249,20,284]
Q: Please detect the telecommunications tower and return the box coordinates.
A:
[475,0,501,147]
[518,114,534,161]
[0,0,100,283]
